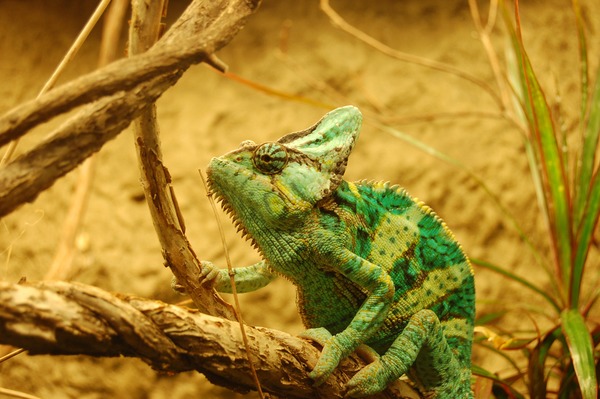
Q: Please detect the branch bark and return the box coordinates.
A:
[0,0,260,217]
[127,0,236,319]
[0,281,417,399]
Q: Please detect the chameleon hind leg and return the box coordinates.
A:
[346,309,472,398]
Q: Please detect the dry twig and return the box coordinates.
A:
[46,0,130,282]
[319,0,502,108]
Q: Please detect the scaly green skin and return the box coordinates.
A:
[202,106,475,398]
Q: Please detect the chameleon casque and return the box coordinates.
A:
[201,106,475,398]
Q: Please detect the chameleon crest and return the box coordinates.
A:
[204,106,475,398]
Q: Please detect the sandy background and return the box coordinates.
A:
[1,0,598,398]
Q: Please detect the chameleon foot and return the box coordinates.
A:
[299,327,333,347]
[299,328,344,385]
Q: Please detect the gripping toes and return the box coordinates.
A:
[300,328,344,385]
[310,340,345,385]
[345,359,390,397]
[199,260,220,285]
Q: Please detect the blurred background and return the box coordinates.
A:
[0,0,598,397]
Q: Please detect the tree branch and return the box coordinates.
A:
[127,0,236,319]
[0,0,260,217]
[0,73,180,218]
[0,281,417,399]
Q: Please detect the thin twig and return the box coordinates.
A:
[0,348,25,363]
[0,387,41,399]
[467,0,512,114]
[319,0,503,109]
[46,0,129,282]
[200,169,265,398]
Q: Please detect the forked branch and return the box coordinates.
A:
[0,0,261,217]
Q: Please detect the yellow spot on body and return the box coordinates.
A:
[267,185,287,214]
[372,181,386,190]
[370,207,424,271]
[392,265,468,317]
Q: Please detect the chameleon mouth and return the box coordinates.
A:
[205,173,263,254]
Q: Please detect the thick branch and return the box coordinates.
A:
[0,0,260,217]
[0,73,179,217]
[0,0,259,146]
[0,281,416,399]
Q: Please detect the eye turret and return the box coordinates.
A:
[252,142,289,174]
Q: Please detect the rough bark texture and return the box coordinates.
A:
[127,0,236,319]
[0,281,416,399]
[0,0,261,216]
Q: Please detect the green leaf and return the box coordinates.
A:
[515,7,573,294]
[571,0,589,122]
[561,309,598,399]
[572,169,600,306]
[571,62,600,306]
[577,64,600,211]
[528,327,561,399]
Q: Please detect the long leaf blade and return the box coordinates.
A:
[515,12,573,294]
[472,258,561,313]
[573,0,600,230]
[573,169,600,306]
[561,309,598,399]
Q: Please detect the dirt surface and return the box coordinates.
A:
[0,0,598,398]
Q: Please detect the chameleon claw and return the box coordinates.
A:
[312,341,346,386]
[299,327,333,347]
[355,344,381,363]
[344,361,388,398]
[198,260,220,285]
[300,328,344,386]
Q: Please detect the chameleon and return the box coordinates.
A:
[200,106,475,398]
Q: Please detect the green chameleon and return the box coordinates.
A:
[201,106,475,398]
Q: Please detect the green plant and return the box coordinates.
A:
[472,1,600,398]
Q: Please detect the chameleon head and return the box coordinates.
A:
[206,105,362,235]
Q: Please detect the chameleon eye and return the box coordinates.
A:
[252,142,289,174]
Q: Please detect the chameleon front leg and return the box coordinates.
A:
[199,260,277,293]
[306,248,395,386]
[345,309,472,398]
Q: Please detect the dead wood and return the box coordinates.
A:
[0,0,260,216]
[127,0,236,319]
[0,281,416,399]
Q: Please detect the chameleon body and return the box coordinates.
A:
[202,106,475,398]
